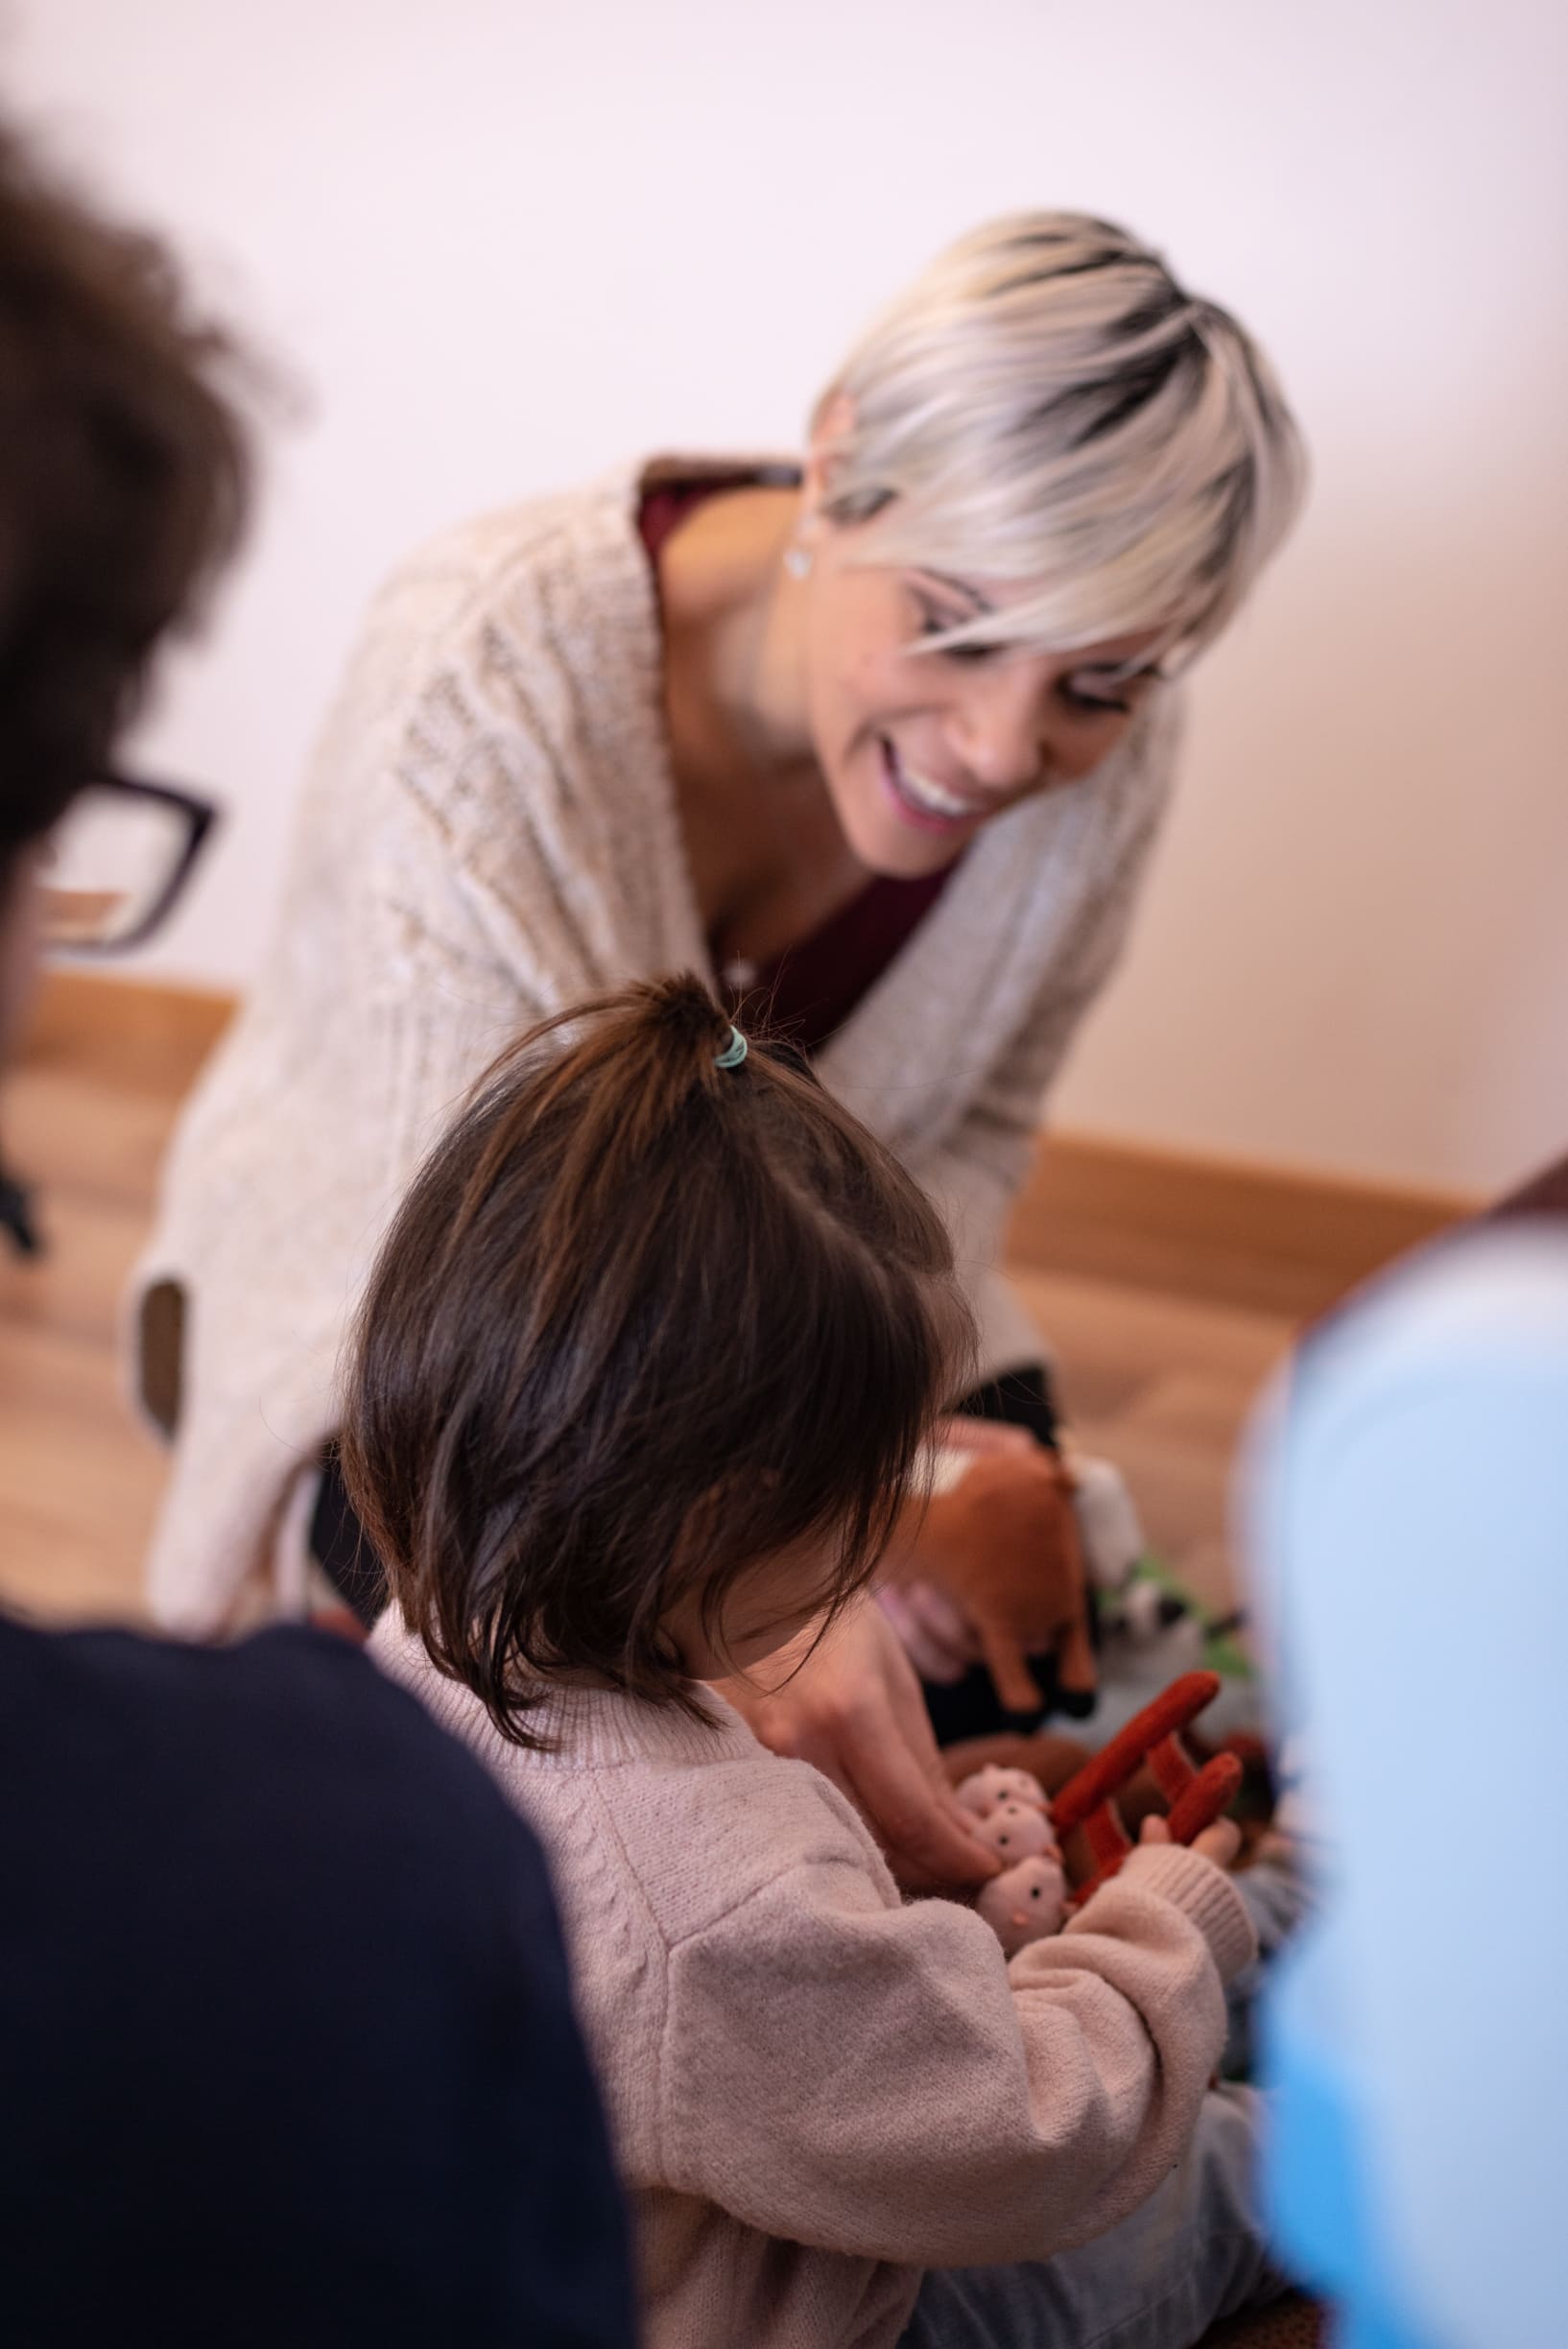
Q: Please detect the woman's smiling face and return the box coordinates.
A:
[795,541,1168,879]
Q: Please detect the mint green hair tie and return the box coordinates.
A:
[714,1025,748,1071]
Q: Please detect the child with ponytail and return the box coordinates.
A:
[344,975,1283,2349]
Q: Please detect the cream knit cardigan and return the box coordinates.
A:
[136,462,1179,1631]
[369,1610,1254,2349]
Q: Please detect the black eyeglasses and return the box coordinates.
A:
[41,772,220,953]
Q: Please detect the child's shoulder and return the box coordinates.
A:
[367,1620,900,1944]
[624,1732,901,1944]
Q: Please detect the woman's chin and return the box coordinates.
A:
[855,818,973,883]
[831,785,969,880]
[831,749,983,879]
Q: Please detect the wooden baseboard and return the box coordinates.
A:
[1010,1132,1476,1322]
[18,970,1476,1319]
[20,968,236,1090]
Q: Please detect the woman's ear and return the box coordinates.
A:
[801,390,856,523]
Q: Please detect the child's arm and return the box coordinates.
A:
[661,1819,1251,2270]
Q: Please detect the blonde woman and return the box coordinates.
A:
[138,212,1303,1886]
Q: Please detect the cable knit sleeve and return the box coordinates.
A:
[350,574,679,1202]
[661,1828,1251,2270]
[357,765,596,1211]
[137,492,701,1630]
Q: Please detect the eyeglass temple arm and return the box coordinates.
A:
[0,1145,42,1256]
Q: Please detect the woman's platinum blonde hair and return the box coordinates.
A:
[815,212,1306,664]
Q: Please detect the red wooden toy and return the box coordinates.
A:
[1050,1671,1243,1908]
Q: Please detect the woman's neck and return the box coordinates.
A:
[655,481,867,956]
[658,482,810,776]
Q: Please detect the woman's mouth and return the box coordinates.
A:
[879,740,987,835]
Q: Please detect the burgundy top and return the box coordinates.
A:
[639,479,958,1056]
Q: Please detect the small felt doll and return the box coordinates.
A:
[955,1767,1068,1953]
[972,1799,1057,1864]
[976,1856,1069,1956]
[955,1765,1051,1820]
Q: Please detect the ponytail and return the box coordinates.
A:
[342,974,972,1744]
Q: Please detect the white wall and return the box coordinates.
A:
[7,0,1566,1195]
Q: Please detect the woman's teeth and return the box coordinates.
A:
[884,743,980,826]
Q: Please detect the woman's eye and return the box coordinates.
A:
[1060,679,1134,718]
[913,599,996,659]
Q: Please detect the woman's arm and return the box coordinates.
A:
[916,690,1183,1355]
[886,693,1185,1706]
[138,529,648,1628]
[715,1602,1000,1893]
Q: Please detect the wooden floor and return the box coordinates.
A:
[1,985,1309,1628]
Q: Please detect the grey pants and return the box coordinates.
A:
[902,2083,1284,2349]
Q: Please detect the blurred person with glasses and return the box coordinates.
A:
[1,777,216,1248]
[39,771,217,953]
[0,122,631,2348]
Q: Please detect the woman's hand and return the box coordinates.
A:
[888,1436,1097,1719]
[874,1414,1054,1692]
[715,1598,1001,1894]
[933,1413,1040,1461]
[874,1579,980,1684]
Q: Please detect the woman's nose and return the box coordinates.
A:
[948,665,1055,796]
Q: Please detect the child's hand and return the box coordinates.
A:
[717,1599,1001,1894]
[1138,1811,1242,1872]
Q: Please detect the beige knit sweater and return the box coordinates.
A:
[368,1609,1253,2349]
[135,461,1179,1630]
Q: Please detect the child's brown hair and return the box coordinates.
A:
[341,976,973,1744]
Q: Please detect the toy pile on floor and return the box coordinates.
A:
[954,1670,1323,2346]
[1066,1452,1262,1745]
[955,1670,1245,1954]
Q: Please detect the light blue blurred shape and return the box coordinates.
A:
[1249,1224,1568,2349]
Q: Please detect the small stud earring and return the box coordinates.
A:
[783,543,812,581]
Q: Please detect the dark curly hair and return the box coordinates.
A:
[0,124,249,869]
[341,976,975,1745]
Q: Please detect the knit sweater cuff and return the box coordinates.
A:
[1114,1843,1257,1983]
